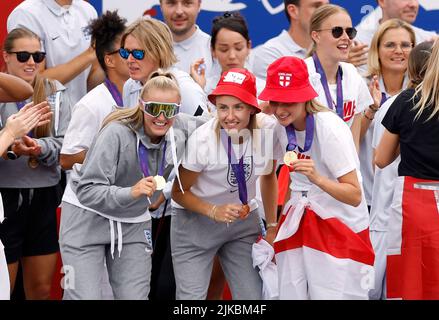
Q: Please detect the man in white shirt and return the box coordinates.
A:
[7,0,103,105]
[252,0,329,81]
[160,0,215,77]
[350,0,437,70]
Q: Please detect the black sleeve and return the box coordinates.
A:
[381,88,415,135]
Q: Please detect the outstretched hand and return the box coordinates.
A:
[4,101,51,140]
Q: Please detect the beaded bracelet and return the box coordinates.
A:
[369,104,379,112]
[266,222,278,229]
[363,110,374,121]
[209,205,218,222]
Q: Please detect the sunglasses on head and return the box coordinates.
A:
[140,100,180,119]
[317,26,357,40]
[119,48,145,60]
[9,51,46,63]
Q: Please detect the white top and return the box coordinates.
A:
[61,83,147,223]
[123,67,208,116]
[355,6,437,75]
[178,114,282,211]
[173,26,215,78]
[369,95,400,231]
[296,58,373,193]
[7,0,98,105]
[305,58,373,128]
[275,111,370,232]
[358,76,408,205]
[252,30,307,81]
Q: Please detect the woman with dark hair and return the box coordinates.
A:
[0,27,71,299]
[190,12,264,97]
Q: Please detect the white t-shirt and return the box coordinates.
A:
[305,58,373,128]
[0,195,10,300]
[355,6,437,75]
[174,26,215,78]
[358,77,408,206]
[275,111,370,232]
[252,30,307,81]
[61,83,148,223]
[295,59,372,193]
[178,114,282,211]
[123,67,207,116]
[369,95,400,231]
[8,0,97,105]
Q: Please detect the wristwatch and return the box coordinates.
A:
[6,145,19,160]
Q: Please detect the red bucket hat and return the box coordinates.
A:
[208,68,260,112]
[258,56,318,103]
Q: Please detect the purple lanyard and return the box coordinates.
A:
[285,113,315,153]
[104,78,123,106]
[138,140,167,177]
[220,131,248,205]
[16,101,27,110]
[380,92,388,106]
[16,101,33,137]
[312,53,344,119]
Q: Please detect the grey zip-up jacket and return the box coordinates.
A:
[73,113,206,220]
[0,80,71,188]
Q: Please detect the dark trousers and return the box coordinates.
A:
[148,202,175,300]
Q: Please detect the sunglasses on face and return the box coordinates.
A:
[9,51,46,63]
[119,48,145,60]
[317,26,357,40]
[140,100,180,119]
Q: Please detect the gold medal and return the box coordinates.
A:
[283,151,297,167]
[239,204,250,220]
[153,175,166,190]
[28,157,39,169]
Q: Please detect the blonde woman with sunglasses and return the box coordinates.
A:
[60,71,204,300]
[0,28,71,300]
[120,17,207,117]
[306,4,375,152]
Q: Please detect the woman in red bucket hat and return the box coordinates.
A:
[171,68,280,299]
[259,56,374,300]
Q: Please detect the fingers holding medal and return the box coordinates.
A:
[284,151,297,168]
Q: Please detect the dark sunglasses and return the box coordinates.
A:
[9,51,46,63]
[119,48,145,60]
[140,100,180,119]
[317,26,357,40]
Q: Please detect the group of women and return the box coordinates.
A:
[1,3,439,300]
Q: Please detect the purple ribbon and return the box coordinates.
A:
[16,101,27,110]
[380,92,388,106]
[104,78,123,107]
[16,101,33,137]
[312,53,344,119]
[285,113,315,153]
[220,130,248,205]
[138,140,167,177]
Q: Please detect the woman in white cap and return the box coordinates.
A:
[259,56,374,300]
[172,68,279,300]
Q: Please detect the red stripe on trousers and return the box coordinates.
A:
[387,176,439,300]
[274,208,375,266]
